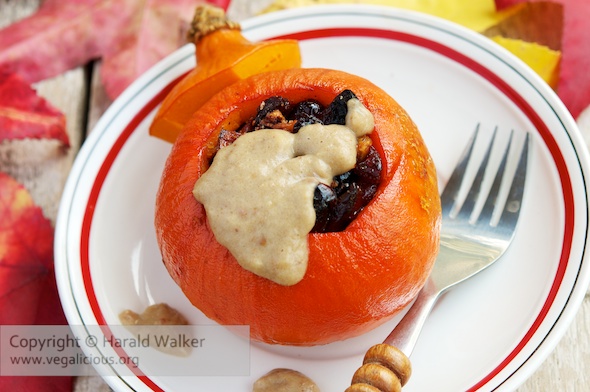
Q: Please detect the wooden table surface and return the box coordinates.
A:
[1,0,589,391]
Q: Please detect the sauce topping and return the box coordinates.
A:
[193,93,375,285]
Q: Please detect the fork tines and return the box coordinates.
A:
[441,124,529,228]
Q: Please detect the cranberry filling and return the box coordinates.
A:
[214,90,382,232]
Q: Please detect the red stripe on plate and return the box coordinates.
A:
[80,75,183,391]
[80,27,575,391]
[283,28,575,390]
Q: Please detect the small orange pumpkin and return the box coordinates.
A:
[155,68,441,346]
[149,5,301,143]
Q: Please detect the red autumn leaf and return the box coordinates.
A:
[0,158,72,392]
[100,0,230,98]
[0,0,140,87]
[0,376,72,392]
[0,172,59,325]
[0,0,231,101]
[0,70,69,146]
[495,0,590,118]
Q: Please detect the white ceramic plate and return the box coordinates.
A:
[55,5,590,391]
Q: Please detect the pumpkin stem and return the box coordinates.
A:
[187,5,241,43]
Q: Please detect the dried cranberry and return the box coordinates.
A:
[214,91,382,233]
[320,90,357,125]
[292,100,323,132]
[312,183,337,232]
[354,146,382,186]
[323,182,363,232]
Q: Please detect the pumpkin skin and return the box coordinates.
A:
[154,68,441,346]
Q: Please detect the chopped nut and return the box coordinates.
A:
[119,303,188,326]
[218,128,246,150]
[256,109,296,132]
[119,303,191,357]
[356,135,373,161]
[253,368,320,392]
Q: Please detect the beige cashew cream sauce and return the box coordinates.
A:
[193,98,374,286]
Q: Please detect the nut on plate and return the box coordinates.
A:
[253,368,320,392]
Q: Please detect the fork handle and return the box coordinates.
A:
[346,279,442,391]
[383,278,441,353]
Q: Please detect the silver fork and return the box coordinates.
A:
[346,125,530,392]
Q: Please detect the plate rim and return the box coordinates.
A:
[54,4,590,392]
